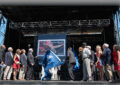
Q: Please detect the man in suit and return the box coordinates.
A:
[102,43,113,82]
[19,49,27,80]
[3,47,13,80]
[67,47,76,81]
[26,48,35,80]
[0,45,6,80]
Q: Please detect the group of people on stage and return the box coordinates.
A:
[0,45,36,80]
[0,42,120,82]
[67,42,120,82]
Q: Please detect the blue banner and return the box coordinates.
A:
[0,13,7,46]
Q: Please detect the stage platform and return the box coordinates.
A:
[0,80,120,85]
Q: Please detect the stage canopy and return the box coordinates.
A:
[0,0,119,5]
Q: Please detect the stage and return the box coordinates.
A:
[0,80,119,85]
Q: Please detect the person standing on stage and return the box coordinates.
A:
[3,47,13,80]
[78,47,83,80]
[87,46,95,80]
[26,48,35,80]
[82,43,92,81]
[95,45,104,81]
[0,45,6,64]
[13,49,21,80]
[0,45,6,80]
[102,43,113,82]
[67,47,76,81]
[112,45,120,80]
[19,49,27,80]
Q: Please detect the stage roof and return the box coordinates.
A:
[0,0,119,5]
[0,6,118,22]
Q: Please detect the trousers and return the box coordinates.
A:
[26,66,34,80]
[68,63,74,80]
[3,66,13,80]
[83,58,92,80]
[19,67,27,79]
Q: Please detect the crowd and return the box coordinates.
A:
[67,42,120,82]
[0,42,120,82]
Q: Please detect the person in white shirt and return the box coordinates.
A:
[82,43,92,81]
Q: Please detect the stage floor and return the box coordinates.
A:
[0,80,120,85]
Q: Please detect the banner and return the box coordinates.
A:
[0,14,7,46]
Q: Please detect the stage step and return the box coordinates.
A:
[0,80,119,85]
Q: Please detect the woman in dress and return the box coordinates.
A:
[13,49,21,80]
[95,45,104,81]
[113,45,120,79]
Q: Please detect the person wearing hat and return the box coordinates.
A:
[87,45,96,80]
[82,43,92,81]
[102,43,113,82]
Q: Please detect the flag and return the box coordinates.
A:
[42,50,64,70]
[40,50,64,80]
[73,48,80,71]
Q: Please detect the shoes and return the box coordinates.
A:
[19,79,24,80]
[81,80,87,82]
[70,80,74,81]
[26,78,30,80]
[13,78,17,80]
[7,79,10,80]
[108,80,112,83]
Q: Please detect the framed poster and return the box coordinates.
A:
[37,39,65,56]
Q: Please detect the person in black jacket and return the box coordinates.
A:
[26,48,35,80]
[0,45,6,80]
[67,47,76,80]
[3,47,13,80]
[102,43,113,82]
[78,47,83,80]
[19,49,27,80]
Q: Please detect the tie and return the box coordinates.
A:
[10,52,13,58]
